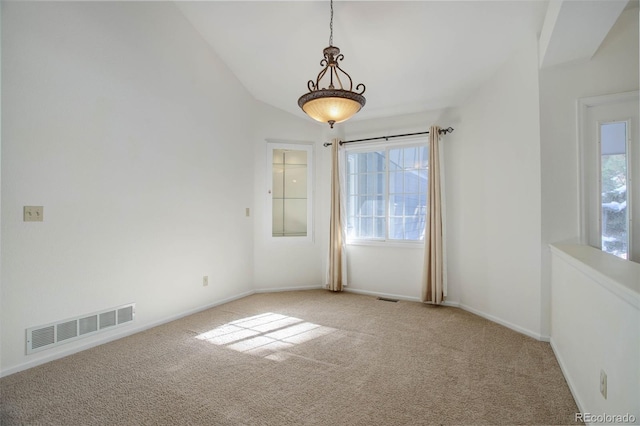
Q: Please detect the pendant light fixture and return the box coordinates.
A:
[298,0,366,128]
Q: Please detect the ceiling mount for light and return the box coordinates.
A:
[298,0,366,128]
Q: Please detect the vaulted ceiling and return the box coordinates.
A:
[176,1,633,124]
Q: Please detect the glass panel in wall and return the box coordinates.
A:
[283,199,307,236]
[272,148,308,237]
[272,198,284,235]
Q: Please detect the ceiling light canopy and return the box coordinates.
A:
[298,0,366,128]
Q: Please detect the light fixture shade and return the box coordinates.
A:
[299,89,366,126]
[299,43,366,128]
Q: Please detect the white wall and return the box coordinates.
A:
[251,101,326,291]
[446,35,543,339]
[550,244,640,422]
[1,2,257,374]
[539,7,639,337]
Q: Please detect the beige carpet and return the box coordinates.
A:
[1,290,580,425]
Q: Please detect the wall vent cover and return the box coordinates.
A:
[99,311,116,329]
[26,303,135,355]
[79,315,98,335]
[31,326,55,350]
[57,320,78,342]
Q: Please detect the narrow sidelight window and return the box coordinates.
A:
[600,122,629,259]
[267,142,313,240]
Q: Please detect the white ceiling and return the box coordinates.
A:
[174,1,628,124]
[538,0,632,68]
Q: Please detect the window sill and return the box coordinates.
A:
[346,240,424,249]
[269,236,314,244]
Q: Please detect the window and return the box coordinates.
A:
[600,122,629,258]
[579,91,639,262]
[267,142,313,241]
[345,141,428,243]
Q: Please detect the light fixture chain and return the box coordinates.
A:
[329,0,333,46]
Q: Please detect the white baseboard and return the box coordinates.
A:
[0,290,255,378]
[456,302,545,341]
[550,338,586,416]
[254,285,324,293]
[343,292,548,342]
[343,287,421,302]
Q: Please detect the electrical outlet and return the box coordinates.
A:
[245,208,250,217]
[600,370,607,399]
[203,276,209,287]
[24,206,44,222]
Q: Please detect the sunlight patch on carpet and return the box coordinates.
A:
[195,313,336,360]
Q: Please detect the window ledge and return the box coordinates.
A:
[346,240,424,249]
[269,236,314,244]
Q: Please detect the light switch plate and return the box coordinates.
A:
[24,206,44,222]
[600,370,607,399]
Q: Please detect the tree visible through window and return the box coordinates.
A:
[580,93,638,262]
[345,142,428,242]
[600,122,628,259]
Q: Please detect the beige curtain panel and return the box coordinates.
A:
[422,125,446,304]
[327,139,345,292]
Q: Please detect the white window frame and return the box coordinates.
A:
[344,137,428,247]
[578,91,638,259]
[266,140,314,243]
[597,119,632,257]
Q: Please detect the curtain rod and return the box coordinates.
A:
[322,127,454,147]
